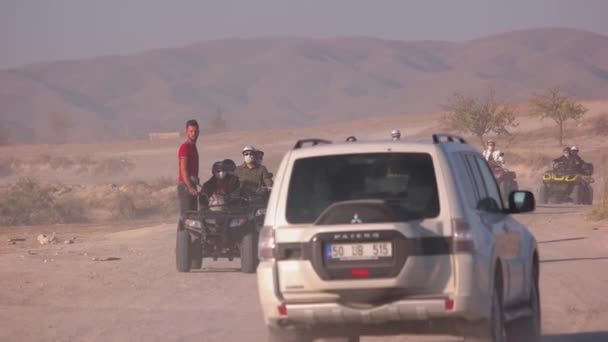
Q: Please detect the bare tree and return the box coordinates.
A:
[443,88,518,146]
[48,112,73,143]
[529,87,588,146]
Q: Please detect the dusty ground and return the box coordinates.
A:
[1,205,607,342]
[0,102,607,341]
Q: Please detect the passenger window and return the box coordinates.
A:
[463,154,488,198]
[473,156,504,211]
[451,153,479,209]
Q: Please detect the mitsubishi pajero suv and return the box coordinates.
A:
[257,134,540,342]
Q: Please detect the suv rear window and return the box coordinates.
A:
[286,153,439,224]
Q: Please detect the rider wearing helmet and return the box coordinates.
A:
[235,146,273,194]
[553,147,573,171]
[482,139,504,165]
[568,146,585,173]
[390,129,401,141]
[202,160,240,204]
[222,158,237,175]
[254,150,265,165]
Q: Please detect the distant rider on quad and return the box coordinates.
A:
[568,146,585,173]
[483,139,504,166]
[391,129,401,141]
[553,147,577,172]
[235,146,273,195]
[202,160,240,208]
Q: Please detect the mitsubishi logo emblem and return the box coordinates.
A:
[351,213,363,224]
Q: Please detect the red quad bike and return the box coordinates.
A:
[488,159,519,205]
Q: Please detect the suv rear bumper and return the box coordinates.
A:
[257,262,489,329]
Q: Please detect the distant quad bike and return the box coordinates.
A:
[488,159,518,204]
[176,188,270,274]
[537,162,594,205]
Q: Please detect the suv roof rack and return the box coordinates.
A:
[432,133,467,144]
[293,138,332,149]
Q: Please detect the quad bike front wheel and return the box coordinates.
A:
[537,185,548,205]
[190,238,203,269]
[572,185,584,205]
[240,232,258,273]
[176,229,192,273]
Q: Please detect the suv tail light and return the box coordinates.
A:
[258,226,276,260]
[452,218,476,253]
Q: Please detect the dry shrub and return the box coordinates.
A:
[508,151,553,171]
[588,178,608,221]
[106,192,137,220]
[92,157,134,176]
[49,155,74,169]
[0,179,86,226]
[150,176,175,190]
[119,178,177,217]
[587,114,608,136]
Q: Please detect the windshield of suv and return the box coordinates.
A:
[286,152,439,224]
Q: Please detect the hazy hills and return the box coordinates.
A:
[1,27,607,143]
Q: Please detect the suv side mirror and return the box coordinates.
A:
[508,191,535,213]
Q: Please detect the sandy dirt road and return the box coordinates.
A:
[1,205,607,342]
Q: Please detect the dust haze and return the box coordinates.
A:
[2,2,608,341]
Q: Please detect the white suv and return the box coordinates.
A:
[257,135,540,342]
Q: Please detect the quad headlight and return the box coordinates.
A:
[255,208,267,216]
[184,219,202,229]
[229,218,247,228]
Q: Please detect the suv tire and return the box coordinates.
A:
[467,281,506,342]
[507,266,541,342]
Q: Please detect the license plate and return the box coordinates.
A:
[325,242,392,260]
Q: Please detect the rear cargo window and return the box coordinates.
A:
[286,153,439,224]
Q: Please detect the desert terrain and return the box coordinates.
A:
[2,27,608,144]
[1,102,608,341]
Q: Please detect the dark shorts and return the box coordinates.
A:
[177,183,198,213]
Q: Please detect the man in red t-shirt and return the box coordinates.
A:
[177,119,200,212]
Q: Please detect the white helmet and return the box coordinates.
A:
[570,146,579,152]
[390,129,401,140]
[242,145,256,154]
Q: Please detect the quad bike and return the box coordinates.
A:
[537,162,594,205]
[488,159,518,205]
[176,187,270,274]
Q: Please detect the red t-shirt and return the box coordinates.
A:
[178,141,199,182]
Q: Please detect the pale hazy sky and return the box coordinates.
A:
[1,0,607,69]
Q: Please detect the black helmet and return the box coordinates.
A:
[346,136,357,142]
[211,160,224,173]
[222,159,237,172]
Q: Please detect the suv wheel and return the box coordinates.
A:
[507,267,541,342]
[176,229,191,272]
[467,283,506,342]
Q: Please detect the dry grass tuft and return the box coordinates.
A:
[587,177,608,221]
[92,157,134,176]
[586,113,608,136]
[0,179,86,225]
